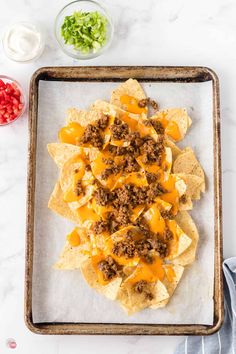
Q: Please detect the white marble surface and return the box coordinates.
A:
[0,0,235,353]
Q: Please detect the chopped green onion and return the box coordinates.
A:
[61,11,108,54]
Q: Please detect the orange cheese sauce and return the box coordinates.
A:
[63,170,85,203]
[91,253,110,285]
[120,95,147,115]
[91,149,122,189]
[159,174,179,214]
[67,229,80,247]
[76,204,100,224]
[126,257,165,284]
[144,204,166,234]
[165,264,176,282]
[165,120,181,141]
[59,122,85,145]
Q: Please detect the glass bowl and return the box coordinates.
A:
[0,75,26,126]
[54,0,114,60]
[2,22,45,63]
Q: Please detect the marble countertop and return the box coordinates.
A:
[0,0,235,353]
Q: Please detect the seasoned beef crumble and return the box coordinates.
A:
[93,220,110,234]
[110,117,129,140]
[179,194,187,204]
[97,114,109,130]
[74,181,84,196]
[163,227,174,241]
[141,137,164,165]
[112,231,168,260]
[160,210,174,220]
[150,120,165,135]
[93,187,112,206]
[98,256,120,281]
[80,123,103,149]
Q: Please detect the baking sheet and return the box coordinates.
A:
[32,80,214,325]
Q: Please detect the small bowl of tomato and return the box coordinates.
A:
[0,75,26,126]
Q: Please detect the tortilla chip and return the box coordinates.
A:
[118,280,169,315]
[179,195,193,211]
[48,182,78,223]
[152,108,192,141]
[176,173,205,200]
[54,241,89,269]
[91,99,140,120]
[81,259,122,300]
[66,108,101,126]
[173,211,199,266]
[110,79,147,117]
[165,138,182,160]
[173,147,205,192]
[150,264,184,308]
[47,143,86,168]
[167,224,192,260]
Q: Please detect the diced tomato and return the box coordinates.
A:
[0,79,24,125]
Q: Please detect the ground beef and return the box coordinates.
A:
[122,154,140,173]
[146,172,158,184]
[112,232,167,259]
[93,220,110,234]
[148,238,168,258]
[101,165,121,180]
[113,239,136,258]
[74,181,84,196]
[150,120,164,135]
[149,99,159,111]
[141,137,164,165]
[138,98,149,108]
[160,210,174,220]
[163,227,174,241]
[80,124,103,150]
[93,187,112,206]
[179,194,187,204]
[115,205,131,225]
[112,184,149,210]
[85,164,91,171]
[108,145,127,156]
[147,182,168,203]
[138,97,158,112]
[97,114,109,130]
[98,256,120,281]
[110,117,129,140]
[133,280,154,300]
[134,280,148,293]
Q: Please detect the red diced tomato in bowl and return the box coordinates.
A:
[0,76,25,126]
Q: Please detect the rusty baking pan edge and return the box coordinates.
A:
[25,66,223,335]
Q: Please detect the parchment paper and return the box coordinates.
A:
[32,80,214,324]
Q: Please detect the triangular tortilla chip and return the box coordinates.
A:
[81,259,122,300]
[165,138,182,160]
[173,211,199,266]
[48,182,78,224]
[90,99,140,121]
[118,279,169,315]
[176,173,204,200]
[47,143,85,168]
[173,147,205,192]
[66,108,102,126]
[110,79,147,117]
[150,264,184,308]
[151,108,192,142]
[54,241,89,270]
[167,224,192,260]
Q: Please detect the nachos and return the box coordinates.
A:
[48,79,205,314]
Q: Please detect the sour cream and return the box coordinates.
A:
[3,22,44,62]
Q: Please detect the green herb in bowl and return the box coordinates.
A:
[61,11,108,54]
